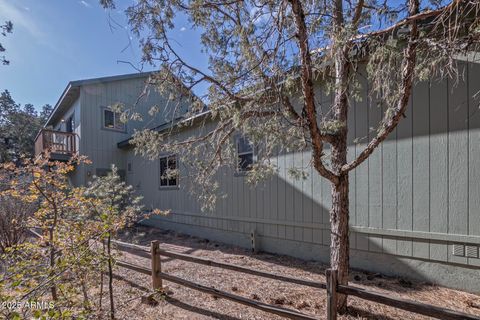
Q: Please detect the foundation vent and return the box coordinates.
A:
[452,244,465,257]
[466,245,479,258]
[250,230,258,254]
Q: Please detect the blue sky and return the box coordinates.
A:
[0,0,442,110]
[0,0,206,109]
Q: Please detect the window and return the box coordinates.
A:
[236,136,255,172]
[103,109,125,131]
[127,162,132,173]
[160,155,178,187]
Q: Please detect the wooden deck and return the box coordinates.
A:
[34,129,77,161]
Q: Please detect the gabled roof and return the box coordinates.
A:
[44,71,155,127]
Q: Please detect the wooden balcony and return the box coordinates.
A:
[34,129,77,161]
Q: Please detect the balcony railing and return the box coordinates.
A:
[34,129,77,160]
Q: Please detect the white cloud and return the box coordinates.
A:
[0,1,73,61]
[0,1,46,40]
[180,27,186,32]
[79,1,92,8]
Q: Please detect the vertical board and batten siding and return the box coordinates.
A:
[51,97,83,186]
[77,76,189,185]
[138,61,480,292]
[429,74,449,262]
[353,69,369,251]
[448,62,469,266]
[412,80,430,260]
[468,61,480,267]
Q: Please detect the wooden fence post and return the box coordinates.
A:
[326,269,338,320]
[151,240,162,290]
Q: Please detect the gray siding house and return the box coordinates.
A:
[36,62,480,293]
[35,72,189,185]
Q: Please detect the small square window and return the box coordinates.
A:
[236,136,255,172]
[160,155,178,187]
[127,162,132,172]
[103,108,125,131]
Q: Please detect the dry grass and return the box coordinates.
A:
[104,226,480,320]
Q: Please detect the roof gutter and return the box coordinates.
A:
[117,111,213,149]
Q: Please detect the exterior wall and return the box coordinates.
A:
[50,97,81,136]
[76,76,189,184]
[132,61,480,293]
[49,97,83,186]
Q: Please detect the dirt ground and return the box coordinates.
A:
[108,226,480,320]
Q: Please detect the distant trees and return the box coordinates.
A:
[0,90,53,163]
[0,20,12,65]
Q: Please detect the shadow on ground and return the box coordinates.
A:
[117,225,432,296]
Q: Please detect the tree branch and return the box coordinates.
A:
[289,0,338,184]
[352,0,365,29]
[342,0,420,173]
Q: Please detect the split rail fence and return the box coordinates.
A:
[113,239,480,320]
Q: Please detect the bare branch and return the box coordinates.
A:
[289,0,338,184]
[342,0,421,173]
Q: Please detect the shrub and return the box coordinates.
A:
[0,194,36,253]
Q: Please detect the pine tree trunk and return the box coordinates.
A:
[329,173,349,312]
[330,116,349,312]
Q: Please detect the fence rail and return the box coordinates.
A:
[26,231,479,320]
[337,282,476,320]
[116,258,317,320]
[113,239,326,290]
[112,239,480,320]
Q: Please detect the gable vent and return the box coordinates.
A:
[466,245,479,258]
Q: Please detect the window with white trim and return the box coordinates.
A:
[103,108,125,131]
[236,136,255,172]
[160,155,178,187]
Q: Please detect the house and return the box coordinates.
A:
[36,61,480,294]
[34,72,190,185]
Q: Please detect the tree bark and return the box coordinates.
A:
[330,5,351,309]
[49,202,59,301]
[99,241,105,312]
[49,227,57,301]
[329,0,352,310]
[81,276,91,312]
[329,172,349,312]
